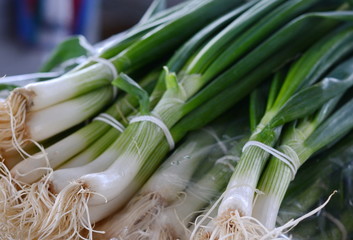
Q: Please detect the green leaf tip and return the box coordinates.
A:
[112,73,150,114]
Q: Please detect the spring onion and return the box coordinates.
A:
[194,20,353,239]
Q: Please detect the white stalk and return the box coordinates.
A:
[11,131,88,183]
[77,150,145,205]
[10,87,113,183]
[35,176,141,240]
[218,178,257,216]
[88,181,141,223]
[27,86,113,141]
[22,63,114,111]
[50,146,121,194]
[177,167,233,224]
[252,121,315,229]
[0,86,113,154]
[59,127,122,169]
[252,191,284,230]
[0,62,116,153]
[158,157,237,240]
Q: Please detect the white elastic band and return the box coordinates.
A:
[242,141,300,180]
[89,57,118,98]
[130,115,175,150]
[94,113,125,133]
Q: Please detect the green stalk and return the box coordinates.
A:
[200,0,322,82]
[181,9,353,116]
[266,71,286,111]
[143,0,194,23]
[5,0,239,139]
[150,4,247,104]
[249,83,269,132]
[110,0,245,73]
[97,0,202,59]
[185,0,282,75]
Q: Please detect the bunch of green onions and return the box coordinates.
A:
[88,114,248,240]
[1,0,353,239]
[194,26,353,240]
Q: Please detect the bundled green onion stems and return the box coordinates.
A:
[1,0,353,239]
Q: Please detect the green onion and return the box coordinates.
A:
[3,1,353,239]
[252,56,353,228]
[217,22,353,221]
[75,0,353,223]
[192,13,353,237]
[9,69,158,184]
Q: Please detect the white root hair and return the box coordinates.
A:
[1,89,51,173]
[0,90,33,155]
[93,192,167,240]
[147,206,191,240]
[191,191,337,240]
[0,160,28,239]
[36,180,101,240]
[0,166,102,240]
[0,89,98,239]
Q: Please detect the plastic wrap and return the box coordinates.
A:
[278,132,353,240]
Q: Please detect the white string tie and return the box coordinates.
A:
[130,115,175,150]
[242,141,300,180]
[89,57,119,98]
[89,57,118,80]
[78,36,97,55]
[94,113,125,133]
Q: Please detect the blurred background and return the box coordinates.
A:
[0,0,181,75]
